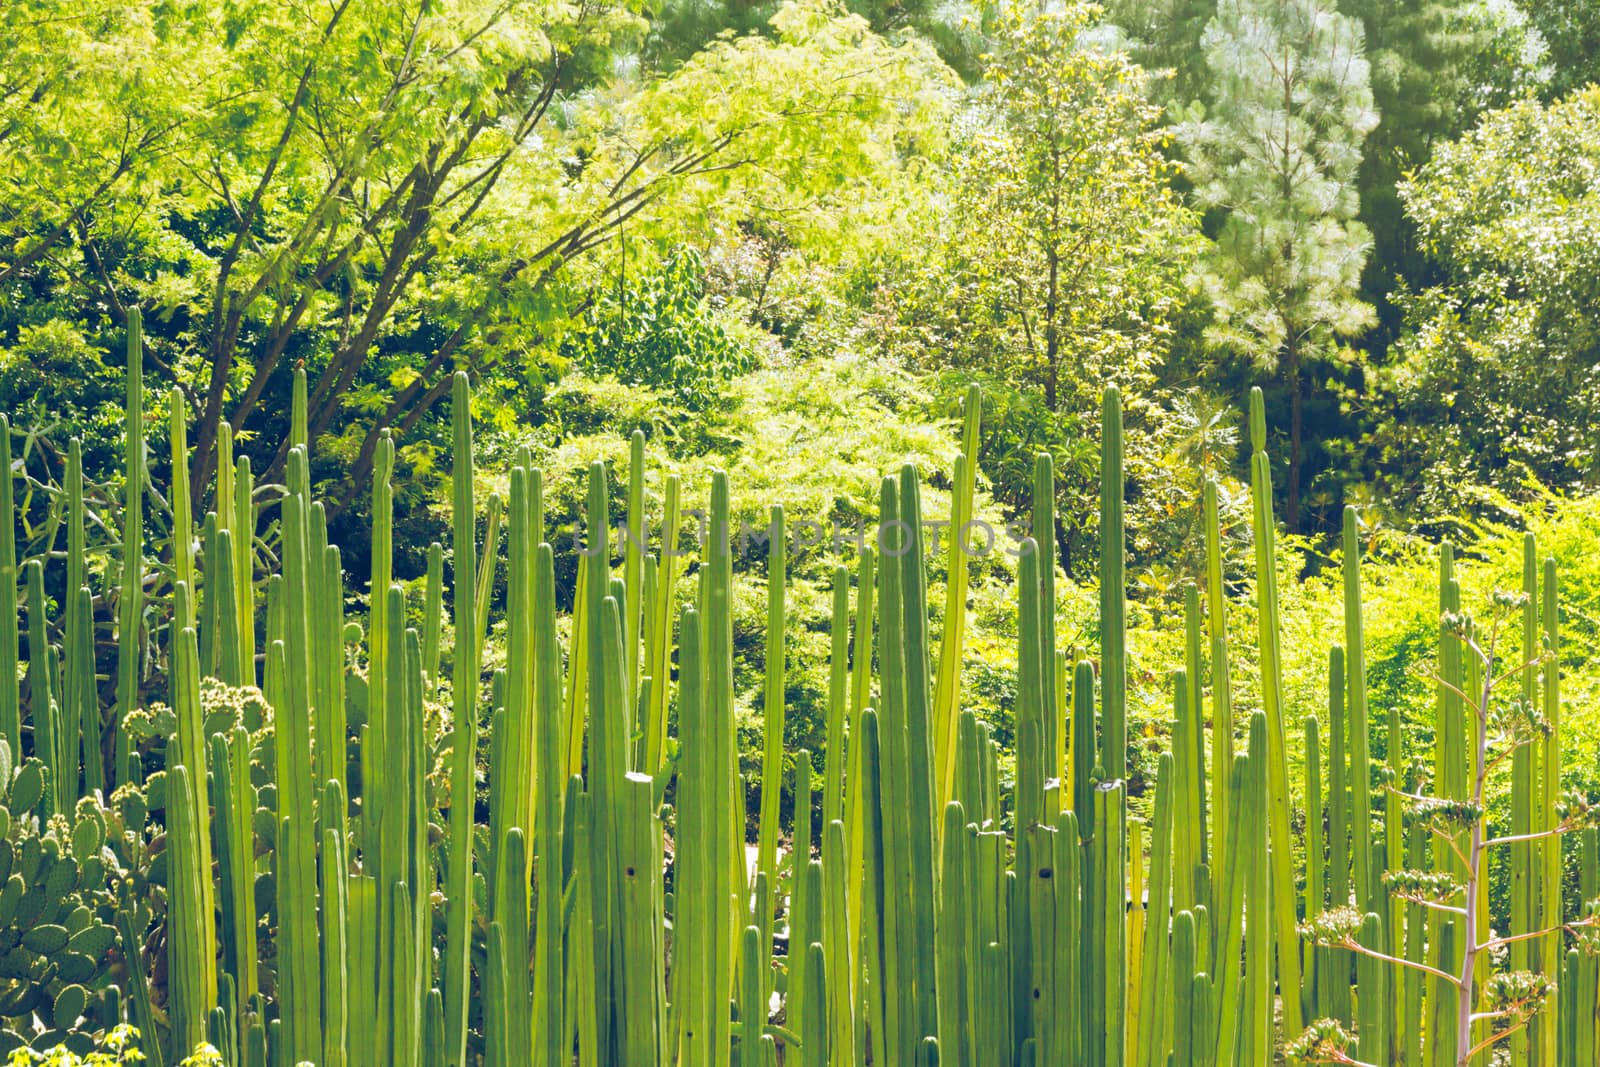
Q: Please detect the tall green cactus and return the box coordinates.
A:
[897,463,941,1048]
[1134,751,1174,1067]
[1031,453,1058,819]
[1246,387,1304,1038]
[1325,647,1352,1027]
[1304,713,1324,1024]
[0,415,16,759]
[1099,386,1126,782]
[113,311,144,784]
[933,384,980,815]
[1537,556,1561,1065]
[17,354,1600,1067]
[755,504,785,996]
[1201,479,1233,889]
[444,372,479,1067]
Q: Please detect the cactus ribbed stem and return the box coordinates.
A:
[1537,557,1560,1064]
[643,473,679,775]
[1326,647,1352,1027]
[897,464,941,1046]
[0,413,15,757]
[1100,387,1126,782]
[1246,388,1304,1038]
[1031,454,1058,820]
[1201,479,1233,888]
[1135,752,1175,1067]
[1303,712,1323,1024]
[933,385,980,815]
[111,311,143,781]
[444,372,479,1067]
[756,505,786,993]
[533,543,566,1067]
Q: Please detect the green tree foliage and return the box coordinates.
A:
[875,4,1201,571]
[1100,0,1218,104]
[1347,0,1547,336]
[1367,87,1600,516]
[1522,0,1600,95]
[559,246,754,408]
[952,4,1195,415]
[1179,0,1378,531]
[0,0,953,514]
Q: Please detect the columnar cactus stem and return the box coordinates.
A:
[1325,647,1352,1026]
[1135,752,1174,1067]
[621,771,664,1067]
[624,430,646,718]
[533,543,566,1067]
[1031,453,1058,820]
[856,709,892,1067]
[1201,479,1233,889]
[756,505,786,993]
[112,310,143,780]
[1025,823,1057,1064]
[802,941,829,1067]
[444,371,479,1067]
[875,477,917,1067]
[844,543,875,985]
[1356,912,1388,1065]
[708,471,740,1067]
[1127,817,1145,1059]
[739,922,764,1063]
[365,434,395,814]
[642,471,679,776]
[822,818,855,1067]
[24,560,52,813]
[674,603,712,1066]
[0,413,15,757]
[170,604,218,1022]
[897,463,941,1045]
[933,384,980,815]
[1246,387,1304,1037]
[1537,556,1561,1064]
[1055,809,1083,1066]
[323,779,351,1067]
[1182,583,1206,872]
[1097,777,1127,1067]
[790,750,816,1042]
[1173,659,1201,916]
[823,567,850,834]
[1171,910,1196,1067]
[1508,535,1538,1064]
[1304,712,1323,1023]
[1100,386,1126,782]
[63,439,87,801]
[1342,507,1376,913]
[166,762,209,1056]
[1013,538,1044,1052]
[232,453,255,686]
[938,803,970,1067]
[1242,712,1272,1063]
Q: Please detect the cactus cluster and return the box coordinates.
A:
[2,324,1598,1066]
[0,743,124,1057]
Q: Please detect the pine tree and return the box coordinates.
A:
[1101,0,1217,104]
[1179,0,1378,531]
[1346,0,1548,339]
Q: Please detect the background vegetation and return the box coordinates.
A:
[4,0,1600,855]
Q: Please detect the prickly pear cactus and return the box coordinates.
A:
[2,1023,146,1064]
[0,743,124,1056]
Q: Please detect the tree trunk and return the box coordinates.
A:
[1285,343,1303,534]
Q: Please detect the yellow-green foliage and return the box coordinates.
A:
[4,1026,142,1066]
